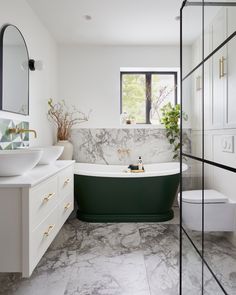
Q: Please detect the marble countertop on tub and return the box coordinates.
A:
[0,160,75,188]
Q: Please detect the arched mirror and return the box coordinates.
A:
[0,24,29,115]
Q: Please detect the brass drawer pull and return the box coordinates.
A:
[44,224,55,237]
[64,202,72,211]
[64,178,71,186]
[219,56,226,79]
[196,75,202,91]
[43,192,55,203]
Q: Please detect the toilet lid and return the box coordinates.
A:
[180,190,228,204]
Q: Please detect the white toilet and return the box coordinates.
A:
[178,190,236,231]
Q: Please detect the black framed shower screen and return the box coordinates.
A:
[180,1,236,294]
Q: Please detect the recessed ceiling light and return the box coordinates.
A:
[175,16,180,21]
[84,15,92,21]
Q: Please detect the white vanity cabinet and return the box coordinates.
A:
[0,161,74,277]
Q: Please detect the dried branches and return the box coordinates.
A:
[48,98,90,140]
[151,85,174,112]
[150,85,175,123]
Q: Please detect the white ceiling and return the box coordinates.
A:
[26,0,183,45]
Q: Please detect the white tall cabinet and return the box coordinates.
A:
[0,161,74,277]
[191,7,236,131]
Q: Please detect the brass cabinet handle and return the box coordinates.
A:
[196,75,202,91]
[64,202,72,211]
[43,192,55,203]
[44,224,55,237]
[64,178,71,186]
[219,56,226,79]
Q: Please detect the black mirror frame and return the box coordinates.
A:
[0,24,30,116]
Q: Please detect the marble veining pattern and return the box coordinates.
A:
[0,209,180,295]
[70,128,191,165]
[0,207,232,295]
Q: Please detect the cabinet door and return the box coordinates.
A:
[210,8,227,129]
[192,38,202,69]
[227,6,236,37]
[225,36,236,128]
[193,67,203,131]
[212,8,227,50]
[211,48,226,129]
[204,22,212,58]
[204,58,212,130]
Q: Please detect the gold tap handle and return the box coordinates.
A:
[64,202,72,211]
[44,224,55,237]
[43,192,55,203]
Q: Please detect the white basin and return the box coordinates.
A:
[29,146,64,165]
[0,149,43,176]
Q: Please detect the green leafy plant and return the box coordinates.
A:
[160,102,188,160]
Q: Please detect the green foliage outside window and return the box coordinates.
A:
[122,74,146,123]
[121,72,176,124]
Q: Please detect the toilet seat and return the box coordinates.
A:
[180,189,228,204]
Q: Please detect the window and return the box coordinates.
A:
[120,71,177,124]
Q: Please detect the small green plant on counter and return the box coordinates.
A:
[160,102,188,160]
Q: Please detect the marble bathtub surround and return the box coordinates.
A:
[0,118,29,150]
[71,128,191,165]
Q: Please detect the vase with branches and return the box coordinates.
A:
[48,98,89,159]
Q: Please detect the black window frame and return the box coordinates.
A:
[120,71,178,124]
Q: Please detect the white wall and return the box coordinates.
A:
[0,0,58,146]
[59,45,192,128]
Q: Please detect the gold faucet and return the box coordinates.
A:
[117,148,130,156]
[8,128,37,138]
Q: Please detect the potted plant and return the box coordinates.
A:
[48,98,89,160]
[160,102,188,160]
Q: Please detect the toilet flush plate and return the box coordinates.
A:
[221,135,234,153]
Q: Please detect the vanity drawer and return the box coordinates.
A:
[58,166,74,199]
[30,206,59,271]
[29,176,58,231]
[58,193,74,227]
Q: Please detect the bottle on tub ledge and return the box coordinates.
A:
[138,156,144,171]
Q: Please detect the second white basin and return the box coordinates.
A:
[29,146,64,164]
[0,149,43,177]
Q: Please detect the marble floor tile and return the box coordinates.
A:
[0,249,77,295]
[203,233,236,294]
[181,234,203,295]
[65,252,150,295]
[139,224,179,295]
[0,210,232,295]
[77,222,142,256]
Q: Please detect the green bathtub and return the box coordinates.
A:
[74,162,181,222]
